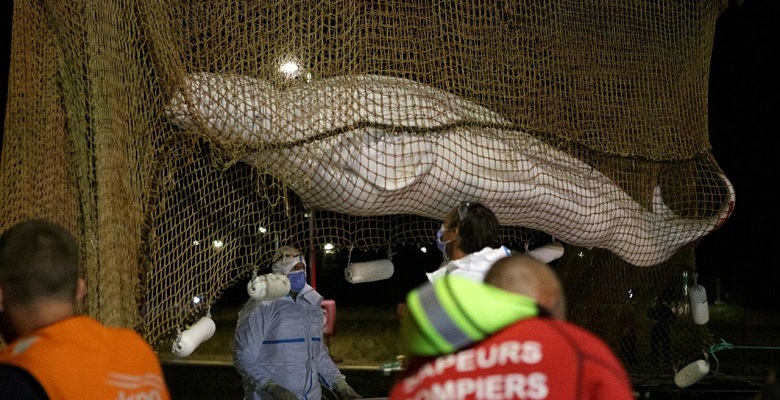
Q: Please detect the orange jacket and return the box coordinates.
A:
[0,315,170,400]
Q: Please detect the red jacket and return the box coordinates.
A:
[391,317,634,400]
[0,316,170,400]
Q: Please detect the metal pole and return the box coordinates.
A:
[308,210,317,290]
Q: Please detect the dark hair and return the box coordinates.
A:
[450,202,500,254]
[0,219,80,306]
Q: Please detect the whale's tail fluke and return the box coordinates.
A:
[651,173,736,260]
[708,173,737,233]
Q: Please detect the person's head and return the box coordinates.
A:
[484,254,567,320]
[271,245,307,293]
[0,219,85,342]
[438,201,500,260]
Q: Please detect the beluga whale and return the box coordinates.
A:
[165,72,735,267]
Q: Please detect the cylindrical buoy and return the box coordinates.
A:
[345,259,394,283]
[247,273,290,301]
[528,242,565,263]
[173,316,216,358]
[689,284,709,325]
[674,359,710,388]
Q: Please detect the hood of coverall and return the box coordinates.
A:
[271,246,307,275]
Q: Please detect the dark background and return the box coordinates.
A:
[694,0,779,310]
[1,0,778,309]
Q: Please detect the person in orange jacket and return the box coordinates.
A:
[0,219,171,400]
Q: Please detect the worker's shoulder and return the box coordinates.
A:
[512,318,619,357]
[99,322,157,353]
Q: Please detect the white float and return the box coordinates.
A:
[247,273,291,301]
[674,359,710,388]
[172,316,216,358]
[345,259,394,283]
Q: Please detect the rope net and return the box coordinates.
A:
[2,0,732,374]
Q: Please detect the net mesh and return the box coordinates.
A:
[1,0,732,374]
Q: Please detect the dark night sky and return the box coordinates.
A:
[696,0,780,309]
[1,1,778,308]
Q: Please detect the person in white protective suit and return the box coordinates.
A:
[233,246,362,400]
[426,201,511,283]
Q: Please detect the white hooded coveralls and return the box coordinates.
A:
[233,283,344,400]
[426,246,511,282]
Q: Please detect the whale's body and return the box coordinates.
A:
[166,72,735,267]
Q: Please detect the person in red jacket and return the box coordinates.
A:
[0,219,171,400]
[390,254,634,400]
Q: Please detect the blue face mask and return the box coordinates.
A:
[288,270,306,292]
[436,225,452,253]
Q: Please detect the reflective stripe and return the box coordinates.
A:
[404,275,541,356]
[418,280,473,351]
[443,275,489,338]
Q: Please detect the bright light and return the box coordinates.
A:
[192,240,200,246]
[192,295,202,305]
[279,61,300,78]
[420,246,428,253]
[324,243,335,254]
[258,226,267,234]
[212,240,224,248]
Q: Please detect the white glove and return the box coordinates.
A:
[333,378,362,399]
[263,381,298,400]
